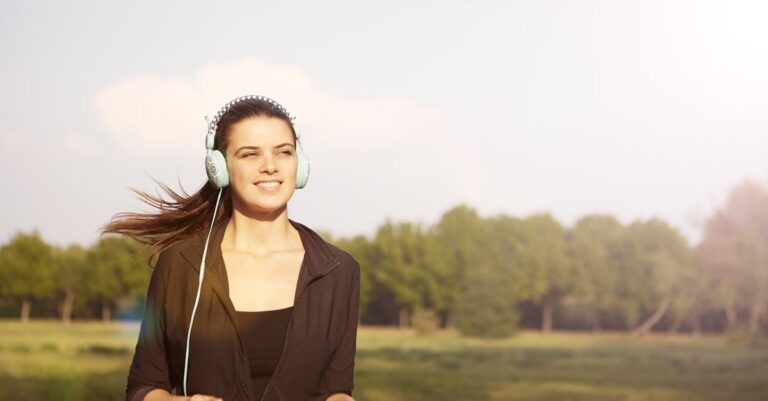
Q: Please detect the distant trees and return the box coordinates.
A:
[342,179,766,339]
[620,219,692,336]
[82,236,150,322]
[0,233,149,323]
[441,206,522,337]
[518,213,571,333]
[359,219,459,329]
[52,244,86,324]
[569,215,624,332]
[334,234,375,325]
[0,231,55,322]
[0,179,766,342]
[696,180,768,342]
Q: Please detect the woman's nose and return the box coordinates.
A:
[260,155,277,173]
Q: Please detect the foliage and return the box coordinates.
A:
[0,231,56,320]
[568,215,624,330]
[696,179,768,341]
[0,180,766,340]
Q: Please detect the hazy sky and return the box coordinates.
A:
[2,0,767,248]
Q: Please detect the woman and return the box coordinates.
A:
[102,95,360,401]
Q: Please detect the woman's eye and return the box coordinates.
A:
[242,151,291,158]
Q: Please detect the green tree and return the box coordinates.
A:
[418,229,458,319]
[612,219,692,336]
[697,179,768,341]
[0,231,56,322]
[568,215,624,332]
[434,206,524,337]
[83,235,150,322]
[519,213,571,332]
[486,214,533,300]
[452,214,527,338]
[432,204,486,329]
[453,260,520,338]
[334,234,375,324]
[370,220,432,328]
[52,244,87,323]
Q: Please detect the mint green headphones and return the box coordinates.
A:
[204,95,310,189]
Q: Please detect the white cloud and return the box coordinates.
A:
[0,130,98,164]
[92,60,450,153]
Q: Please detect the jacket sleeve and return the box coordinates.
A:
[125,251,174,401]
[321,258,361,398]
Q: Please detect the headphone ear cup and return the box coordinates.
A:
[206,150,230,188]
[295,146,310,189]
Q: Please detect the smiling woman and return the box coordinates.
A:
[100,95,359,401]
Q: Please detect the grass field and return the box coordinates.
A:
[1,320,767,401]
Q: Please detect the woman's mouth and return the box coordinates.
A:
[255,180,282,192]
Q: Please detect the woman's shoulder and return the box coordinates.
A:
[326,242,361,274]
[293,219,360,279]
[157,238,187,260]
[151,240,192,277]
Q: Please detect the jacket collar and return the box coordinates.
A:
[178,214,341,303]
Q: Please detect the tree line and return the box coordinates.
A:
[0,231,148,323]
[1,179,766,341]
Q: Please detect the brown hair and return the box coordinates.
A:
[100,96,297,265]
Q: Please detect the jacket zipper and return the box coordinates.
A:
[239,379,249,401]
[258,259,341,401]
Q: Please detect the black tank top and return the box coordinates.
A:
[233,305,294,400]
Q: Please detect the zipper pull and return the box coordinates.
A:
[239,379,249,400]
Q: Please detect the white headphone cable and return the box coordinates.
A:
[183,187,223,396]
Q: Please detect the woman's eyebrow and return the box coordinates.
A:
[236,143,295,153]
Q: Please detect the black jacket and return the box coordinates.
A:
[125,216,360,401]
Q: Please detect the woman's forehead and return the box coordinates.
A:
[228,116,293,145]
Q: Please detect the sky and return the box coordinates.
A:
[1,0,767,248]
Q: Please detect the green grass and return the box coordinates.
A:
[1,320,767,401]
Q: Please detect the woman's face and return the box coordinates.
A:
[224,116,297,216]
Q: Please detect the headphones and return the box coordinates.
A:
[184,95,307,397]
[204,94,310,189]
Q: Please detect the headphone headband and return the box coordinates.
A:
[205,95,298,150]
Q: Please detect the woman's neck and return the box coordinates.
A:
[222,206,302,257]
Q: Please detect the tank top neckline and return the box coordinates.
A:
[234,305,294,314]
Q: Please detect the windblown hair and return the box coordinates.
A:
[100,97,297,265]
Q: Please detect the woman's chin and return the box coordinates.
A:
[247,198,289,214]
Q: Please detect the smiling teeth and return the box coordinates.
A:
[257,182,280,188]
